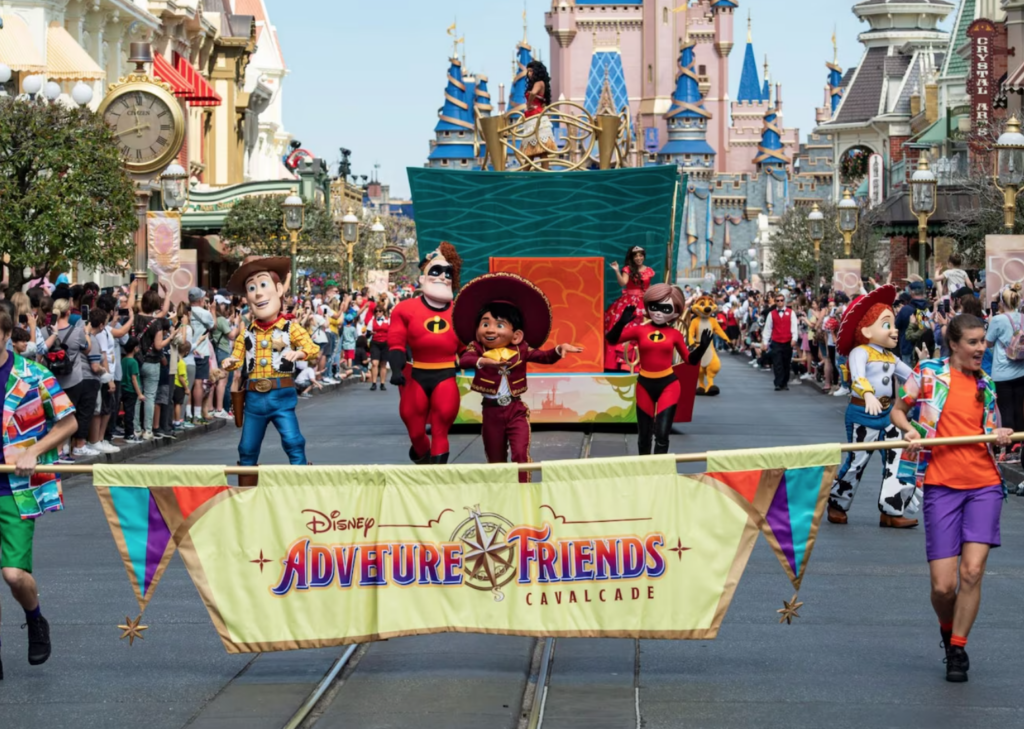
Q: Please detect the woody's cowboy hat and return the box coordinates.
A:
[453,272,552,348]
[226,256,292,295]
[836,284,897,357]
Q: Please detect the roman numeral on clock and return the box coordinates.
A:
[136,150,143,160]
[119,98,130,109]
[156,136,167,146]
[161,124,171,132]
[121,145,131,157]
[157,110,168,118]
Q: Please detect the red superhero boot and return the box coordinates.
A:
[387,242,464,464]
[607,284,712,455]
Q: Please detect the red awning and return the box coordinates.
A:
[152,52,193,98]
[174,52,222,107]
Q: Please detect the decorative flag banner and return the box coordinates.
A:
[94,446,840,654]
[146,211,182,281]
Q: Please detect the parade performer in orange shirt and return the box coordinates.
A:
[388,242,464,465]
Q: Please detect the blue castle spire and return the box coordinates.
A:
[827,61,843,116]
[474,75,492,117]
[509,42,534,115]
[428,57,479,169]
[659,38,715,169]
[737,14,763,103]
[752,102,790,167]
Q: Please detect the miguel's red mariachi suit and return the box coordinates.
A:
[387,297,461,463]
[618,323,690,455]
[459,341,562,483]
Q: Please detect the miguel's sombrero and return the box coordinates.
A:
[453,272,552,348]
[836,284,897,357]
[227,256,292,296]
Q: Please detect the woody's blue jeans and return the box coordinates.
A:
[238,387,307,466]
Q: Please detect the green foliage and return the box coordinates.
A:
[941,177,1024,269]
[768,199,886,288]
[0,99,137,289]
[221,194,342,279]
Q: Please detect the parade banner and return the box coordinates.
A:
[94,446,840,654]
[146,211,181,280]
[832,259,862,297]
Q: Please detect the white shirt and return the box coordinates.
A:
[482,370,512,400]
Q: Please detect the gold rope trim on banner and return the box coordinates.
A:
[8,433,1023,476]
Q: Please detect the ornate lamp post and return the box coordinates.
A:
[281,192,305,296]
[910,157,937,279]
[342,207,360,292]
[160,163,189,211]
[994,115,1024,231]
[370,216,386,267]
[808,203,824,290]
[836,189,859,257]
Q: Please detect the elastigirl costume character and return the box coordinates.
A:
[222,257,320,486]
[607,284,712,455]
[828,285,920,528]
[453,273,583,483]
[388,242,464,465]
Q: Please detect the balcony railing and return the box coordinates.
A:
[889,155,969,190]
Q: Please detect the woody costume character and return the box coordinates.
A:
[607,284,712,455]
[388,242,464,465]
[453,273,583,483]
[222,257,320,485]
[828,285,920,528]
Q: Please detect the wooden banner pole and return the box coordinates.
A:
[3,433,1022,476]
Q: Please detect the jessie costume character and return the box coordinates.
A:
[828,285,920,528]
[604,245,656,371]
[454,273,583,482]
[607,284,712,455]
[388,242,464,465]
[222,257,320,485]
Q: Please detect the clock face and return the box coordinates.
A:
[103,89,179,170]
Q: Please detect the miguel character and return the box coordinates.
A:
[388,242,464,465]
[221,256,320,485]
[829,284,921,528]
[607,284,712,455]
[453,273,583,483]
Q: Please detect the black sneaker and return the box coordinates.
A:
[940,627,952,655]
[945,645,969,682]
[24,615,51,665]
[159,430,177,440]
[380,384,386,392]
[370,383,378,391]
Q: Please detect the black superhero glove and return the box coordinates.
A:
[687,328,714,366]
[388,349,407,386]
[606,305,638,345]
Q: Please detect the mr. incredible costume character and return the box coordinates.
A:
[222,257,320,486]
[828,285,921,528]
[388,242,464,465]
[607,283,712,455]
[453,273,583,482]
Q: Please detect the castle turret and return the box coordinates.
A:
[427,58,479,169]
[509,42,534,115]
[474,75,492,117]
[753,99,790,168]
[737,15,763,103]
[761,56,770,104]
[658,37,715,177]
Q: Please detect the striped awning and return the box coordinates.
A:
[1006,62,1024,93]
[0,15,45,73]
[152,52,193,98]
[174,52,222,107]
[46,23,104,81]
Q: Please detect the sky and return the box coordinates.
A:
[265,0,956,198]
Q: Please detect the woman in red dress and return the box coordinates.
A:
[604,245,655,370]
[521,61,557,167]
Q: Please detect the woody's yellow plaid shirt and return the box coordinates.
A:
[223,318,320,379]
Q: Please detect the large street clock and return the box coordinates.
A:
[98,78,185,176]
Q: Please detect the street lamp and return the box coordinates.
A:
[836,189,859,257]
[0,64,11,96]
[995,115,1024,231]
[342,206,360,291]
[160,163,189,211]
[22,74,42,100]
[910,156,937,279]
[808,202,825,291]
[370,216,385,265]
[43,81,61,102]
[71,81,93,107]
[281,191,305,296]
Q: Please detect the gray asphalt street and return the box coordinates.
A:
[2,356,1023,729]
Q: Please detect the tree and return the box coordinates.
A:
[767,199,887,289]
[221,194,343,282]
[0,98,137,291]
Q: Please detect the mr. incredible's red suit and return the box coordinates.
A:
[607,284,712,455]
[388,243,463,465]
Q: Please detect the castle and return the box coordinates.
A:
[424,1,842,280]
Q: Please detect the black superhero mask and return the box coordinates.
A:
[647,303,675,315]
[427,264,454,279]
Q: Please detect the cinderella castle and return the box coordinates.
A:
[424,0,843,280]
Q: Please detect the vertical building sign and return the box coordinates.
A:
[968,19,997,135]
[868,153,884,207]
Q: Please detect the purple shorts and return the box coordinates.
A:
[923,484,1003,561]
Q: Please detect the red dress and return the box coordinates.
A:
[603,266,655,370]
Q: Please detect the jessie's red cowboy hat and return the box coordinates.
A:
[836,285,897,357]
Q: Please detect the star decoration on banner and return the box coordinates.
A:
[777,594,804,625]
[118,615,149,646]
[668,538,691,561]
[250,550,271,573]
[460,505,514,601]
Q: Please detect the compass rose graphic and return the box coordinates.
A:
[451,505,517,602]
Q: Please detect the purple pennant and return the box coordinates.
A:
[144,492,173,596]
[765,474,797,575]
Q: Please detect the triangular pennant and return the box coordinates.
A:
[172,485,230,522]
[704,469,762,504]
[764,475,797,574]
